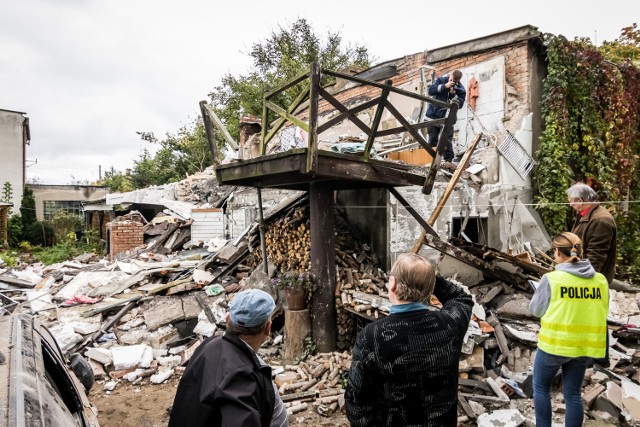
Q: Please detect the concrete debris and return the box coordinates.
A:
[2,169,640,426]
[477,409,525,426]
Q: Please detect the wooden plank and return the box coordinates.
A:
[201,102,238,150]
[199,101,218,162]
[413,133,483,253]
[322,69,451,108]
[388,187,438,237]
[191,208,222,213]
[316,87,372,136]
[376,117,446,137]
[264,83,310,150]
[383,100,435,158]
[417,233,530,288]
[363,80,392,161]
[265,100,309,132]
[264,68,310,99]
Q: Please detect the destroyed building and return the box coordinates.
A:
[3,24,640,427]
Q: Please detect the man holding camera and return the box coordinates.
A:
[425,70,466,166]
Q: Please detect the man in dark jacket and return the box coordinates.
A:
[426,70,466,163]
[567,182,617,284]
[169,289,288,427]
[345,253,473,426]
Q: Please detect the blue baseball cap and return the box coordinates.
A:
[229,289,276,327]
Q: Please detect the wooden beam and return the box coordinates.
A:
[307,62,320,173]
[199,101,218,162]
[200,102,238,150]
[264,68,310,99]
[317,87,372,136]
[375,118,446,137]
[363,80,392,161]
[413,133,483,252]
[388,187,438,237]
[265,100,309,133]
[422,102,459,194]
[263,83,310,150]
[416,233,530,288]
[322,69,451,108]
[383,100,435,158]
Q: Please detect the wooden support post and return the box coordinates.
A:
[306,62,320,173]
[284,308,311,364]
[310,182,336,352]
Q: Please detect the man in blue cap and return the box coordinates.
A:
[169,289,288,427]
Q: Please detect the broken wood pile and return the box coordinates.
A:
[274,351,350,417]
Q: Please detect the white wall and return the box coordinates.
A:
[0,110,26,214]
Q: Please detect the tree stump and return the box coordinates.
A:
[284,309,311,364]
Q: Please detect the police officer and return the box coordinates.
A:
[529,232,608,427]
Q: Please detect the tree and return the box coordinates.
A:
[127,119,212,188]
[109,19,373,190]
[600,23,640,66]
[97,166,134,193]
[2,182,12,204]
[20,187,37,230]
[209,18,373,141]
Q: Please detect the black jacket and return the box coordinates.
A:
[425,74,467,120]
[345,276,473,427]
[169,332,275,427]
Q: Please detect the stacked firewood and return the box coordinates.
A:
[255,206,311,271]
[274,352,350,417]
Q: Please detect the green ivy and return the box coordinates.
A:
[534,33,640,282]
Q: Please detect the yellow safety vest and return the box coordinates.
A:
[537,270,608,358]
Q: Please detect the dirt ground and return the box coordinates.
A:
[89,376,349,427]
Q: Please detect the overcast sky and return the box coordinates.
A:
[0,0,633,184]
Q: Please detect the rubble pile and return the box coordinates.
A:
[3,194,640,425]
[274,352,351,418]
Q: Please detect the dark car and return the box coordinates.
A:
[0,313,100,426]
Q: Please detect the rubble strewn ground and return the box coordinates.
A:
[2,177,640,426]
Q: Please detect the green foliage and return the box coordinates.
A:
[600,23,640,66]
[535,28,640,282]
[51,212,83,243]
[271,270,316,292]
[98,167,134,193]
[7,214,22,247]
[19,187,37,230]
[23,221,55,247]
[2,182,13,204]
[209,18,373,141]
[0,252,18,267]
[98,20,373,191]
[31,228,102,265]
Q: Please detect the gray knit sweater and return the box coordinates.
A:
[345,276,473,427]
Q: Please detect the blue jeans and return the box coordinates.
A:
[533,349,589,427]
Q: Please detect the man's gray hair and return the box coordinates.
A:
[566,183,598,202]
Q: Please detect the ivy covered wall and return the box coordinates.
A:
[534,32,640,282]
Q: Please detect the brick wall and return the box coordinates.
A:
[0,207,8,246]
[429,41,532,128]
[108,220,144,259]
